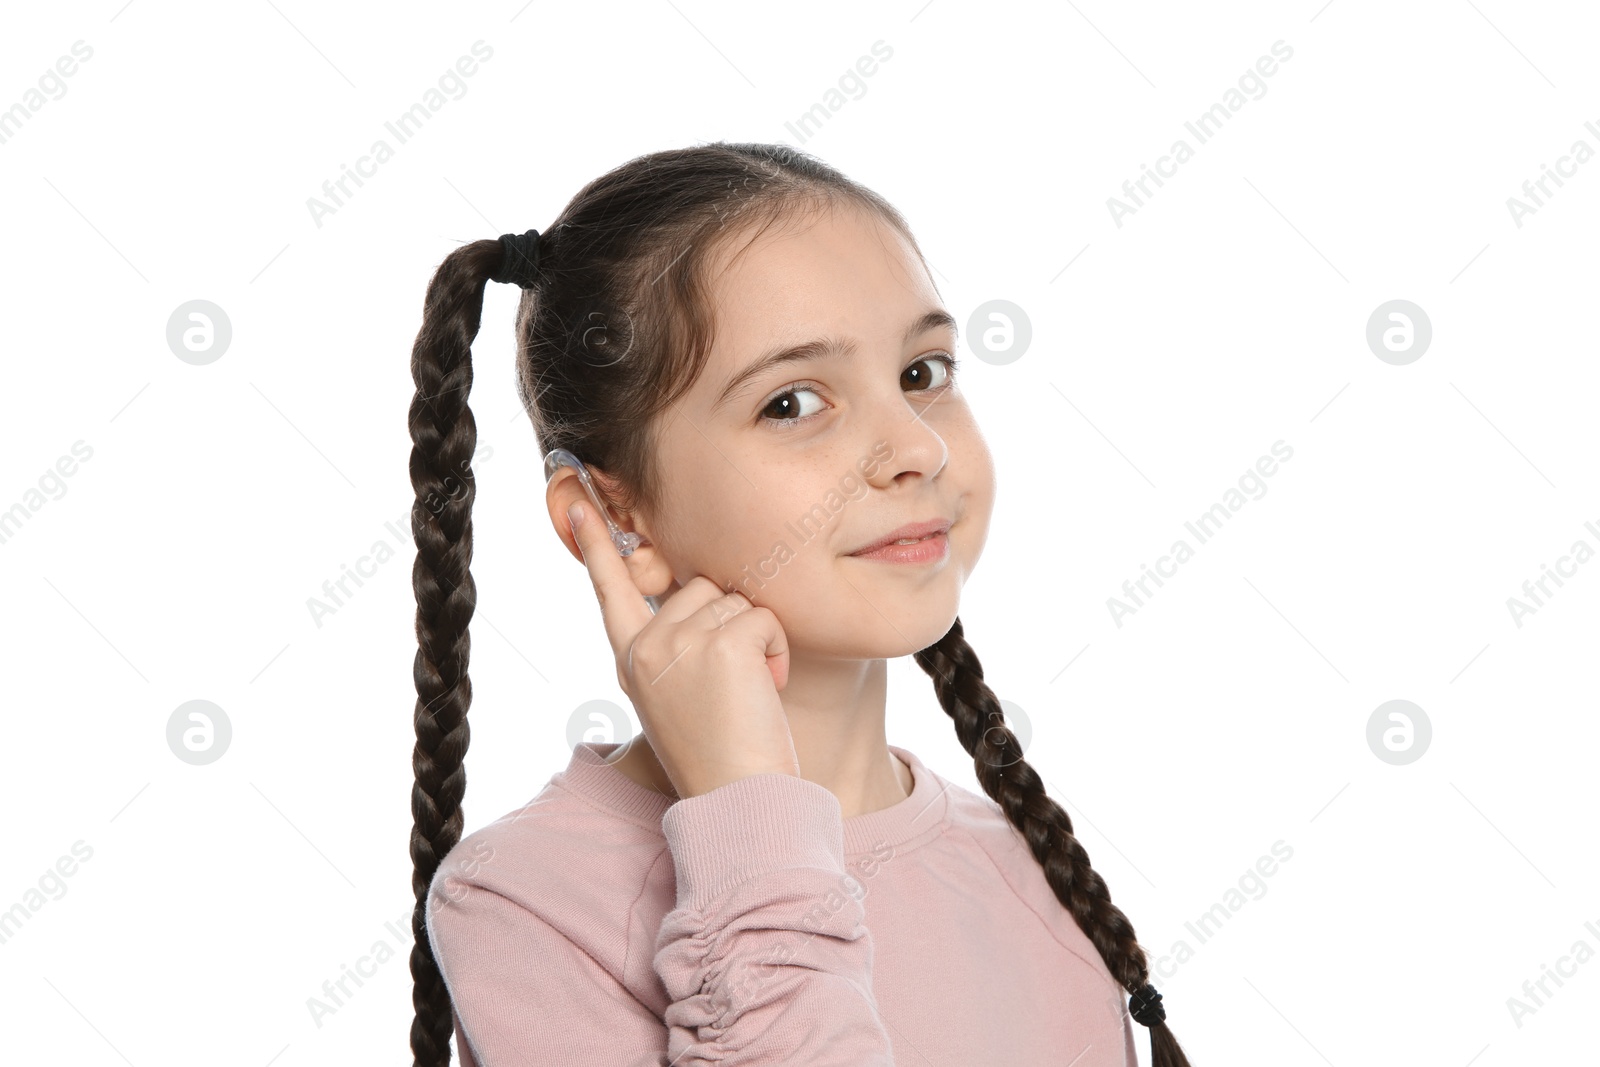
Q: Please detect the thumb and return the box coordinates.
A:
[767,654,789,691]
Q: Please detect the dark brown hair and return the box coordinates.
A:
[406,141,1192,1067]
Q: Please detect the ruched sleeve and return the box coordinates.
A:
[653,772,897,1065]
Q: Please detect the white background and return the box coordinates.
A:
[1,1,1596,1065]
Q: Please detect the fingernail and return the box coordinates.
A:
[567,502,586,531]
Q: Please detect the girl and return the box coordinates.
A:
[408,142,1192,1067]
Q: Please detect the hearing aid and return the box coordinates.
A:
[544,447,663,614]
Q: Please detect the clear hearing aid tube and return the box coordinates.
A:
[544,448,663,614]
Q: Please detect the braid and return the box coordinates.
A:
[406,237,505,1066]
[402,145,1183,1065]
[913,616,1194,1067]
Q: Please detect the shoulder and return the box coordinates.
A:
[900,758,1051,874]
[924,762,1079,887]
[426,778,670,952]
[923,761,1024,851]
[917,761,1125,985]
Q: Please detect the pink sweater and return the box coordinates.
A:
[426,741,1138,1066]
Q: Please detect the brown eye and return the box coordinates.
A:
[757,354,960,429]
[903,354,958,392]
[759,385,825,424]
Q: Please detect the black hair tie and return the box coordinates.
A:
[489,229,542,289]
[1128,983,1166,1027]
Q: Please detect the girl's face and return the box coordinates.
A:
[633,201,997,659]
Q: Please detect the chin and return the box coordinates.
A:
[781,591,960,660]
[908,603,961,653]
[870,594,962,657]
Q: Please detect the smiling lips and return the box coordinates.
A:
[848,517,952,557]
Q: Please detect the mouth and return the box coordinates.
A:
[847,518,953,563]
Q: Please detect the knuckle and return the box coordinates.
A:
[708,596,744,629]
[628,633,657,673]
[703,628,743,660]
[688,575,721,592]
[631,631,681,679]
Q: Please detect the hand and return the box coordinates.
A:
[566,500,800,800]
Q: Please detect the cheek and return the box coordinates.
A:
[651,496,726,589]
[736,485,860,602]
[946,416,998,562]
[937,398,993,476]
[666,484,823,593]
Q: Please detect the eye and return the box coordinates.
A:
[903,352,959,393]
[757,384,826,424]
[757,353,961,428]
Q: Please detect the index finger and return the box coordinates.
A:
[567,500,655,655]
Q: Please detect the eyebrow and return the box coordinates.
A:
[712,309,960,414]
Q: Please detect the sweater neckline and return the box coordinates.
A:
[558,741,952,857]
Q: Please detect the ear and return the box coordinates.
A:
[545,466,678,599]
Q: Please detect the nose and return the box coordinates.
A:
[860,389,949,490]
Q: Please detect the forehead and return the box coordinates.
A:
[694,203,937,380]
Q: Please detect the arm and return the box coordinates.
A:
[653,772,897,1066]
[426,772,897,1066]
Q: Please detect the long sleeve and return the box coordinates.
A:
[426,770,897,1067]
[428,741,1129,1066]
[653,772,897,1065]
[426,877,670,1067]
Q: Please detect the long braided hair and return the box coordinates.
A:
[914,618,1190,1065]
[406,141,1192,1066]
